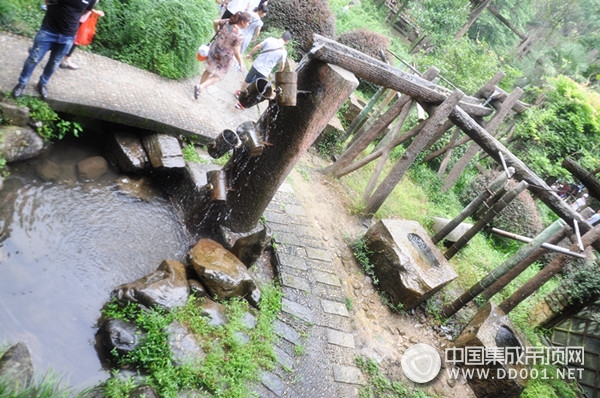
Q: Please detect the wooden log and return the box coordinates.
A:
[308,34,493,118]
[201,61,358,234]
[363,90,464,215]
[441,87,523,191]
[442,218,566,318]
[499,224,600,314]
[431,167,514,244]
[447,106,593,234]
[324,67,439,176]
[480,226,570,302]
[444,180,529,260]
[562,157,600,201]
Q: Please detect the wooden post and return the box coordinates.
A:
[363,90,464,215]
[562,157,600,201]
[444,180,529,259]
[324,67,439,176]
[442,218,566,318]
[479,226,570,301]
[499,224,600,314]
[442,87,523,192]
[431,167,514,244]
[200,61,358,234]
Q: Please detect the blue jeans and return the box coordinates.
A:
[18,28,74,87]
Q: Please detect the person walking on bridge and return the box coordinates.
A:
[12,0,97,100]
[235,31,291,109]
[194,11,250,99]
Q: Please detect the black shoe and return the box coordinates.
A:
[37,82,48,100]
[12,84,25,98]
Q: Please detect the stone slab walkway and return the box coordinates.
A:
[257,183,365,397]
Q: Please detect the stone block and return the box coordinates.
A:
[431,216,473,243]
[364,219,457,310]
[142,133,185,169]
[107,132,149,172]
[452,302,530,397]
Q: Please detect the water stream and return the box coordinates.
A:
[0,134,189,388]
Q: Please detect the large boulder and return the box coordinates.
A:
[188,239,257,301]
[0,125,45,162]
[363,219,457,310]
[111,259,190,310]
[76,156,108,180]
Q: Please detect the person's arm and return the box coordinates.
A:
[252,26,261,42]
[233,45,244,70]
[213,19,225,33]
[245,42,262,58]
[92,9,105,16]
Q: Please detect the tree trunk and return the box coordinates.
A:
[202,62,358,234]
[562,157,600,202]
[455,0,494,39]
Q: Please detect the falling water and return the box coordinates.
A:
[0,136,189,388]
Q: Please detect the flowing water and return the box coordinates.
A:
[0,135,189,388]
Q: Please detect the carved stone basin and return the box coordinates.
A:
[363,219,457,310]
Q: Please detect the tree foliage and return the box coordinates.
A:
[93,0,218,79]
[406,0,470,47]
[510,76,600,179]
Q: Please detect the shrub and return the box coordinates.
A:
[337,28,389,59]
[93,0,218,79]
[460,171,543,245]
[262,0,335,56]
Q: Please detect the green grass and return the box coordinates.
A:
[99,283,282,398]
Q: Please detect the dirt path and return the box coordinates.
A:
[286,151,476,397]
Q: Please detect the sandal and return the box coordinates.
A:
[194,85,201,100]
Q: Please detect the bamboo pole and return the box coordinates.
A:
[444,180,529,259]
[490,227,586,258]
[499,224,600,313]
[442,218,567,318]
[431,167,514,244]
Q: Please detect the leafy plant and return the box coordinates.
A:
[182,142,203,163]
[100,283,282,398]
[355,356,432,398]
[93,0,218,79]
[351,236,378,286]
[15,97,82,142]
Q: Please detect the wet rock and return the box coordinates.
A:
[218,224,270,267]
[167,321,205,366]
[188,239,257,301]
[116,176,160,202]
[107,132,149,173]
[246,286,261,308]
[363,219,457,310]
[195,296,229,326]
[112,259,190,310]
[0,342,34,391]
[189,279,209,298]
[142,133,185,169]
[77,156,108,180]
[0,102,30,127]
[0,125,45,162]
[99,318,143,355]
[35,158,61,181]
